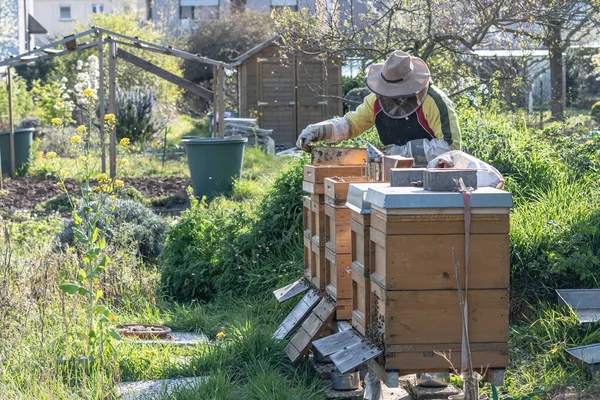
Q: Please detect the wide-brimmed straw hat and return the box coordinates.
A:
[365,51,430,99]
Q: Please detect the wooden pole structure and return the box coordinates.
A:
[212,66,218,138]
[108,41,117,178]
[7,67,15,177]
[218,66,225,138]
[98,31,106,173]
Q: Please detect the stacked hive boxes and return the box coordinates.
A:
[361,185,513,373]
[323,177,369,320]
[303,164,365,290]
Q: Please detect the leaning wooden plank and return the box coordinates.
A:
[285,297,336,362]
[273,291,320,340]
[117,49,213,101]
[312,329,362,357]
[330,340,383,374]
[273,279,309,303]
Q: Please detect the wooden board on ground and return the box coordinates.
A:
[312,329,362,357]
[285,298,336,362]
[273,291,320,340]
[330,340,383,374]
[273,279,309,303]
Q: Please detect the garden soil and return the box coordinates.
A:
[0,176,190,213]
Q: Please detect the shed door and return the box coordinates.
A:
[258,60,297,148]
[296,60,327,137]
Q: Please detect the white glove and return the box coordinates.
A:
[296,117,351,152]
[296,126,321,152]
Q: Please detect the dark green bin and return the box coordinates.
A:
[0,128,34,174]
[182,137,247,198]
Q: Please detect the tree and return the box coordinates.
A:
[273,0,532,93]
[184,10,273,83]
[494,0,600,120]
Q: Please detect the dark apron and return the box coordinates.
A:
[373,98,435,146]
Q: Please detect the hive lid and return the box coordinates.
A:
[345,183,389,214]
[365,186,513,209]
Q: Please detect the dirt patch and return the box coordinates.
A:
[0,176,191,213]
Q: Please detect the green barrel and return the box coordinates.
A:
[0,128,34,175]
[182,137,248,198]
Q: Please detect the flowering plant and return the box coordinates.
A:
[45,87,130,369]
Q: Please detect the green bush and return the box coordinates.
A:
[160,155,307,302]
[116,88,162,144]
[591,101,600,124]
[59,198,167,261]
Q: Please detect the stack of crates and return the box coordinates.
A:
[302,165,365,290]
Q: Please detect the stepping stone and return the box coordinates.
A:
[325,387,364,399]
[117,376,208,399]
[125,331,209,346]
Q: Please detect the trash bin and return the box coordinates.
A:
[182,137,247,198]
[0,128,34,174]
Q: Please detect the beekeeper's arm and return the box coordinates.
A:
[422,86,461,150]
[296,94,376,151]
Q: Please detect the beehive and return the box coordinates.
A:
[364,185,512,373]
[322,177,369,319]
[303,165,365,290]
[345,183,388,335]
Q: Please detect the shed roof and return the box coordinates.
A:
[231,36,280,66]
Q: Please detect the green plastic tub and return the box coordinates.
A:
[0,128,34,174]
[182,137,248,198]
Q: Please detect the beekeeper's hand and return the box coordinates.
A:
[296,125,322,152]
[296,117,352,152]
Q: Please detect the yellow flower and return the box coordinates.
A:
[119,138,130,147]
[82,88,94,98]
[119,159,129,167]
[76,125,87,134]
[71,136,82,144]
[51,118,62,126]
[114,179,124,187]
[77,156,88,163]
[96,173,108,182]
[104,114,116,123]
[45,152,57,159]
[216,332,226,339]
[35,151,43,158]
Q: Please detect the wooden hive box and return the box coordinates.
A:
[364,186,513,373]
[344,183,389,335]
[322,177,369,320]
[303,165,365,291]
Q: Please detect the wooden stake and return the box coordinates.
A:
[218,66,225,138]
[212,65,218,138]
[98,32,106,173]
[108,41,117,178]
[7,68,15,177]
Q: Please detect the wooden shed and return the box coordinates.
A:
[233,37,343,148]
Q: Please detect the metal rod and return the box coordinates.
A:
[212,65,218,138]
[0,42,98,68]
[7,68,15,177]
[98,32,106,173]
[99,28,230,68]
[0,29,97,67]
[108,41,117,178]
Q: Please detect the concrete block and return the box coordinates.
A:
[423,168,477,192]
[390,168,426,187]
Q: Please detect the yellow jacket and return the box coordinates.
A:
[344,85,462,150]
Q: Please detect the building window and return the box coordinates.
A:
[270,0,297,11]
[59,5,72,20]
[92,3,104,13]
[179,5,195,19]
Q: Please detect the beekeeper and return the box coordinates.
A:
[296,50,461,160]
